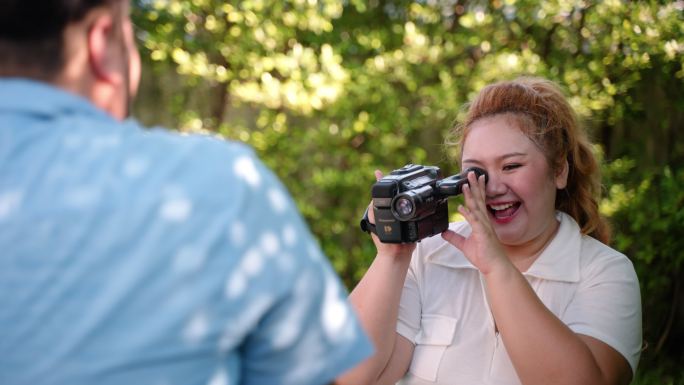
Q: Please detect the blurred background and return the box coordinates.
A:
[130,1,683,383]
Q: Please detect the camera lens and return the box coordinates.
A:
[394,197,414,218]
[391,184,436,221]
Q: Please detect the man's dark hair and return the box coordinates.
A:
[0,0,114,80]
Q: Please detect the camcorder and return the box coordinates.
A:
[360,164,487,243]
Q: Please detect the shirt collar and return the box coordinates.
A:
[427,211,581,283]
[524,212,581,282]
[0,78,114,122]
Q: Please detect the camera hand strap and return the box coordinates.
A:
[359,207,377,235]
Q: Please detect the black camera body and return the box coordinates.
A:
[360,164,487,243]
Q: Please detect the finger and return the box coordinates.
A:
[458,203,475,224]
[467,171,486,209]
[367,201,375,223]
[465,172,489,216]
[368,170,384,224]
[441,229,465,250]
[462,183,480,215]
[476,173,487,198]
[459,201,487,234]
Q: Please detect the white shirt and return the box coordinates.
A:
[396,212,642,385]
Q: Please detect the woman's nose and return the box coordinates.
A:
[485,172,507,198]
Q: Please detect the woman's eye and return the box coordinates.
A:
[503,164,521,171]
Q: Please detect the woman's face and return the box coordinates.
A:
[461,114,567,247]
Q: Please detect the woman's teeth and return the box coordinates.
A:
[489,203,515,211]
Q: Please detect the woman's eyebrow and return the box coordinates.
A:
[462,152,527,164]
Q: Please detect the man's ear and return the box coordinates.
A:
[555,158,569,189]
[86,12,124,87]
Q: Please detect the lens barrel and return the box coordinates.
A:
[390,185,434,221]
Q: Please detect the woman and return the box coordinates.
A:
[338,77,642,385]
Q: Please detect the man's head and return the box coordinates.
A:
[0,0,141,120]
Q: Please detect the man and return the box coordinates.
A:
[0,1,372,384]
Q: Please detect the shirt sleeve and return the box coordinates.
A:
[563,248,642,375]
[241,256,373,385]
[226,148,373,385]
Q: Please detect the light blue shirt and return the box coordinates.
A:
[0,79,372,385]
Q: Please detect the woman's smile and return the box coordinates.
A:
[487,201,521,223]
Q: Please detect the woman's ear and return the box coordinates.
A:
[555,158,569,189]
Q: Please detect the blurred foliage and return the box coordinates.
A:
[602,163,684,385]
[131,0,684,381]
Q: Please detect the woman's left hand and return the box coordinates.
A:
[441,171,511,276]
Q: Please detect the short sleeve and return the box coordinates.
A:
[240,259,372,385]
[225,149,373,385]
[396,248,423,344]
[564,250,642,375]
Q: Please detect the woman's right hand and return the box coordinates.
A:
[367,170,417,260]
[337,170,418,385]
